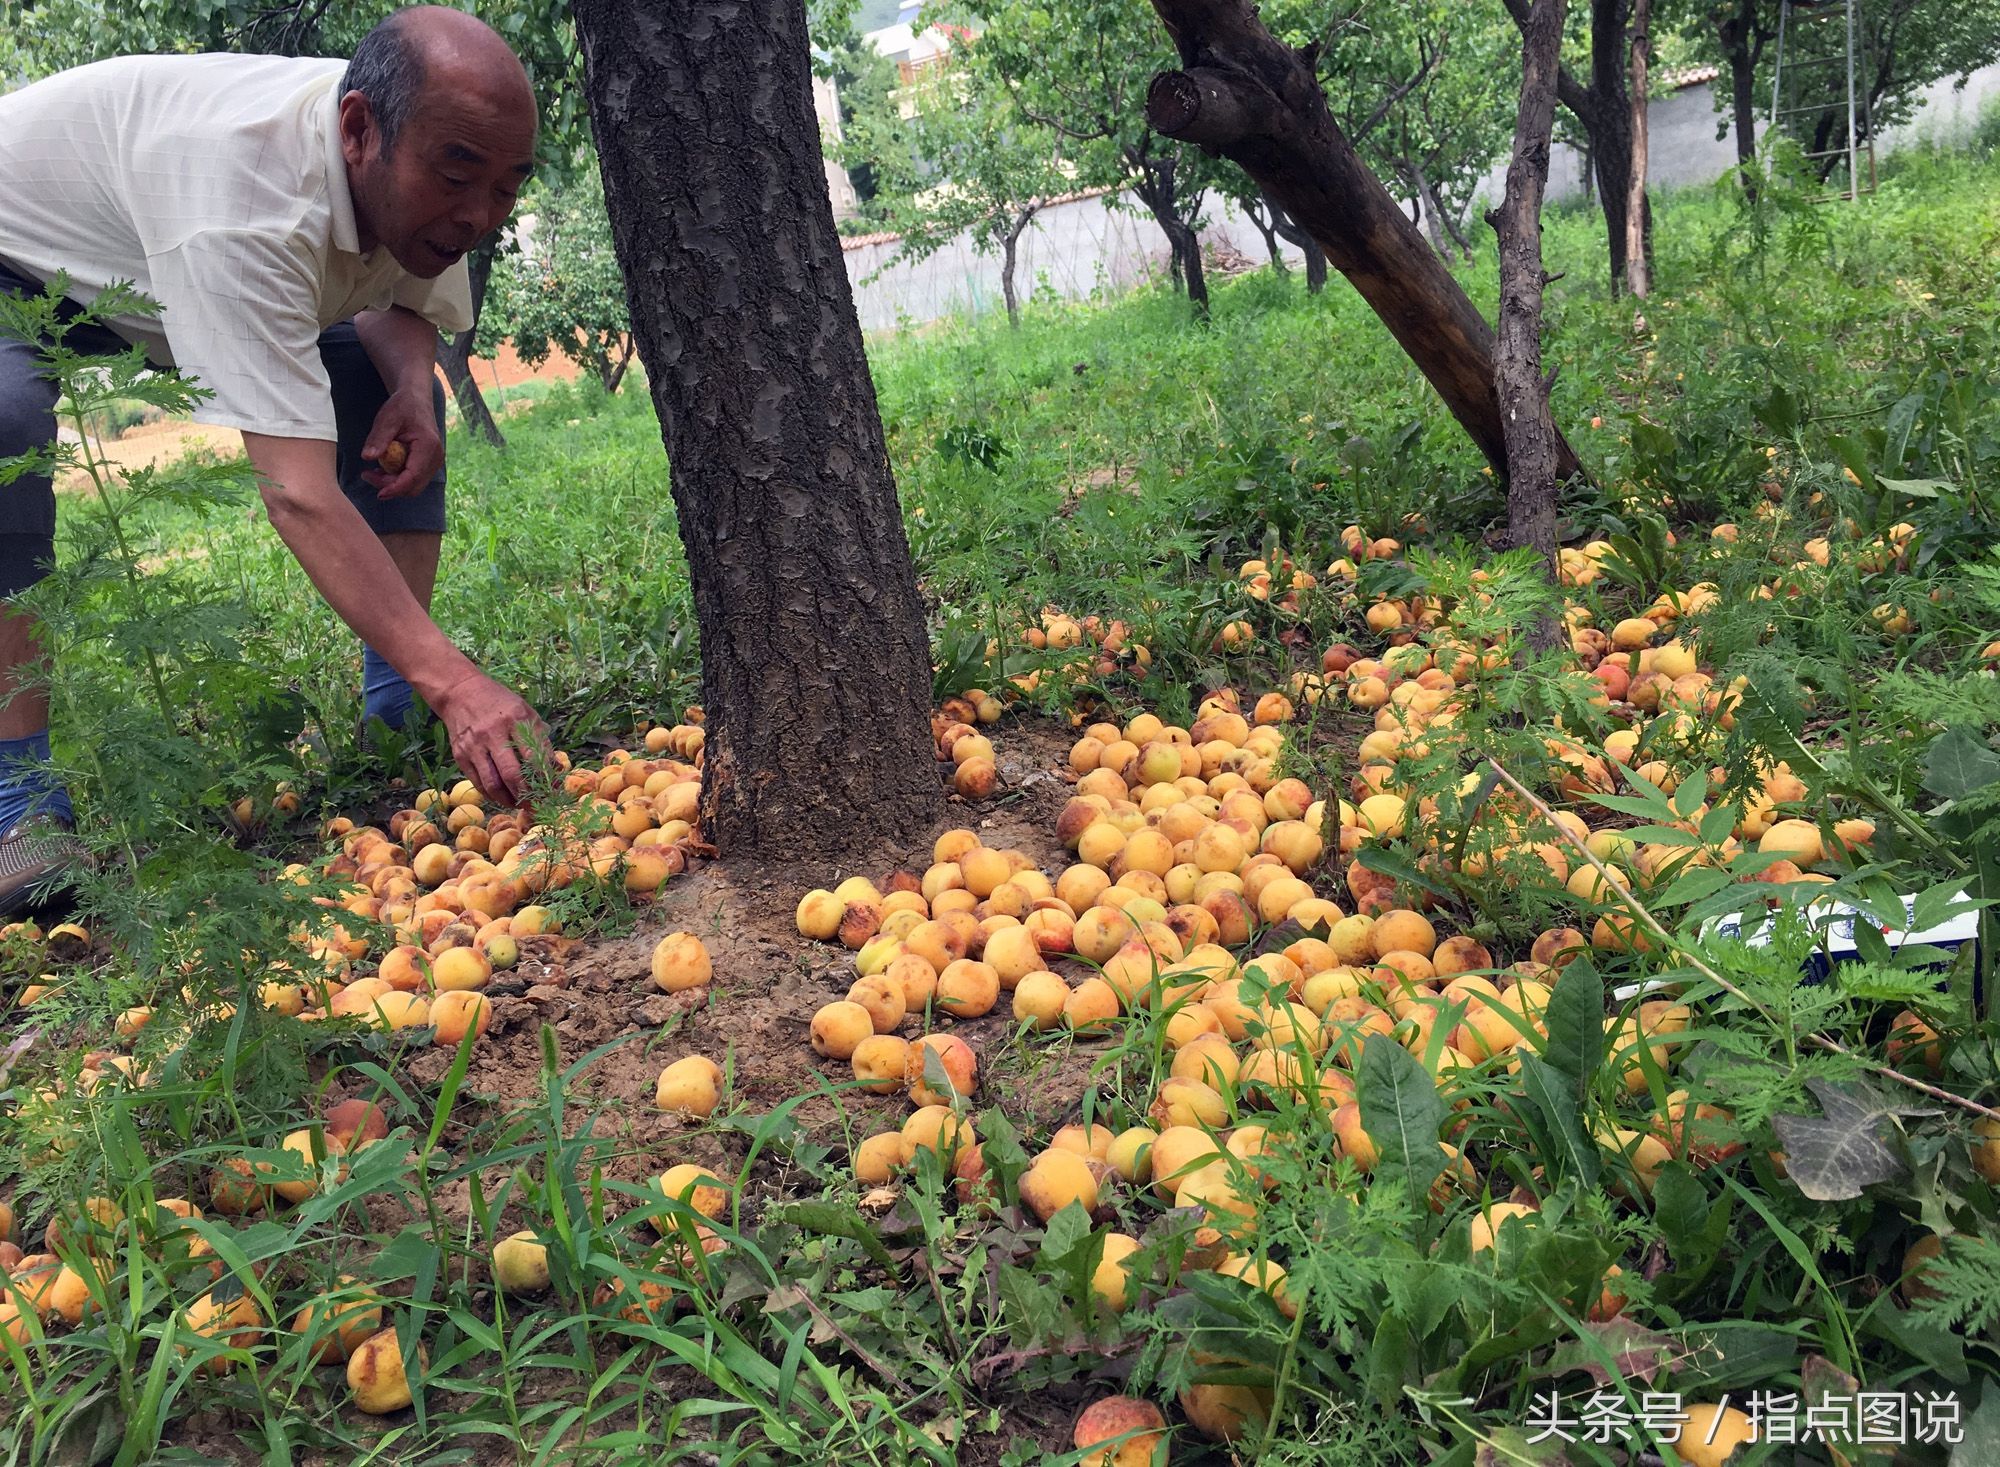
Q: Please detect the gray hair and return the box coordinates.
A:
[341,13,427,152]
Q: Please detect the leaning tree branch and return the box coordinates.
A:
[1144,0,1583,480]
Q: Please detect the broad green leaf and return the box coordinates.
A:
[1877,476,1950,499]
[1912,880,1982,935]
[1882,391,1923,472]
[1698,802,1738,847]
[1515,1053,1601,1185]
[1951,1385,2000,1467]
[1652,1164,1709,1257]
[1650,865,1736,910]
[1037,1201,1094,1265]
[1356,1034,1448,1192]
[1355,843,1451,898]
[1671,770,1709,821]
[1364,1309,1415,1408]
[770,1200,899,1274]
[1588,790,1678,821]
[1924,727,2000,802]
[1539,956,1606,1089]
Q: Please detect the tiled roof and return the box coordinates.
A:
[1659,64,1722,89]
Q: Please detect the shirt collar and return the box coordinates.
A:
[322,75,363,257]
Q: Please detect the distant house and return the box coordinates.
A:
[812,72,860,222]
[865,1,973,118]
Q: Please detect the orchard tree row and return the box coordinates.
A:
[826,0,2000,313]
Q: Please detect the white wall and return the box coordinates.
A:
[1472,61,2000,210]
[845,62,1997,332]
[843,191,1302,332]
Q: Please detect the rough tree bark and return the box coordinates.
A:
[1503,0,1651,294]
[1144,0,1581,480]
[1490,0,1568,606]
[571,0,943,866]
[1625,0,1651,298]
[438,244,506,448]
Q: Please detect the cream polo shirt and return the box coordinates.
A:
[0,53,473,441]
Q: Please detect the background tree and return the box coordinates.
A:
[964,0,1223,314]
[1204,3,1519,277]
[571,0,944,864]
[814,7,905,226]
[1141,0,1583,478]
[845,42,1074,325]
[476,165,635,391]
[0,0,587,447]
[1698,0,2000,187]
[1709,0,1775,189]
[1492,0,1571,602]
[1502,0,1654,292]
[1315,2,1521,264]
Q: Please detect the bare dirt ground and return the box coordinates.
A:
[297,717,1104,1461]
[59,341,580,489]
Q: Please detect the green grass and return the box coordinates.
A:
[107,141,2000,747]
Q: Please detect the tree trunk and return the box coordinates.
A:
[1407,162,1462,264]
[1180,227,1209,315]
[1243,195,1288,271]
[1432,180,1477,262]
[1145,0,1582,480]
[1589,104,1634,292]
[1000,205,1034,326]
[1130,151,1209,318]
[1265,192,1326,292]
[439,244,505,448]
[1000,234,1021,327]
[603,335,635,394]
[1716,0,1762,199]
[1490,0,1567,608]
[1505,0,1644,292]
[1588,0,1637,294]
[1406,170,1451,259]
[572,0,944,866]
[1625,0,1650,299]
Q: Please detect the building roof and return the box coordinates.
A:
[1658,64,1722,89]
[865,21,952,64]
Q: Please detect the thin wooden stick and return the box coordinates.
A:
[1483,757,2000,1123]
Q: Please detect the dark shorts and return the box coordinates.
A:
[0,260,447,599]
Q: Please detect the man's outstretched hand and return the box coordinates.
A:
[430,669,549,806]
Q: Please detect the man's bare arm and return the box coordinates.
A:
[242,431,542,801]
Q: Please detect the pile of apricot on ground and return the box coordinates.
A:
[126,721,714,1045]
[0,1098,425,1415]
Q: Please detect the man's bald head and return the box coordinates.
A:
[342,6,536,153]
[338,6,539,276]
